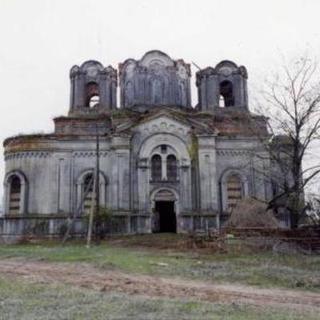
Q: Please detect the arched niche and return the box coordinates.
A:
[219,168,249,212]
[75,169,108,213]
[4,170,28,215]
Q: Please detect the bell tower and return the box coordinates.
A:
[196,60,248,111]
[69,60,117,115]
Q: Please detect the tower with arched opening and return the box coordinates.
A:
[196,60,248,111]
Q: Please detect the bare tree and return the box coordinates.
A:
[254,55,320,228]
[305,193,320,226]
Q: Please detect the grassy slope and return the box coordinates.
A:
[0,237,319,291]
[0,276,319,320]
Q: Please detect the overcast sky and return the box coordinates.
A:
[1,0,320,205]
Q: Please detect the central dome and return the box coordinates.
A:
[119,50,191,110]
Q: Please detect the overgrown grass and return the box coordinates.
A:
[0,276,318,320]
[0,235,319,292]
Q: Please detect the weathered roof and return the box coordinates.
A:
[3,107,269,151]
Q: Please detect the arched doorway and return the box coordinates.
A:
[152,189,177,233]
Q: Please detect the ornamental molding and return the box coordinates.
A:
[72,151,108,158]
[139,116,190,137]
[5,151,51,161]
[216,149,252,157]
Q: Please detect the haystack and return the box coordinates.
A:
[225,197,279,228]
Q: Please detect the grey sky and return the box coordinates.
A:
[1,0,320,204]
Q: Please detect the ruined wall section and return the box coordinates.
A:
[54,115,112,135]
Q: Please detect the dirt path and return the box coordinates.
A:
[0,259,320,311]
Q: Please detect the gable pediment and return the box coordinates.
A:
[114,108,218,136]
[134,114,191,137]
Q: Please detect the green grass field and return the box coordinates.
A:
[0,234,319,319]
[0,235,319,291]
[0,276,319,320]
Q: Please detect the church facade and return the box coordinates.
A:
[1,50,275,238]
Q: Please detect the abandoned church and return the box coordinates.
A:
[0,50,285,238]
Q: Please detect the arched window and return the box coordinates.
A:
[219,80,234,107]
[9,175,21,215]
[151,155,162,181]
[85,82,100,108]
[76,170,108,212]
[226,174,243,211]
[167,155,177,181]
[83,173,94,214]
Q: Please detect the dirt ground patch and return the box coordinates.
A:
[0,259,319,312]
[105,233,195,250]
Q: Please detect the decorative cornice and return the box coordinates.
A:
[72,151,108,158]
[5,151,51,161]
[216,150,252,156]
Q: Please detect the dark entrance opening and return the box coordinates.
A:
[155,201,176,233]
